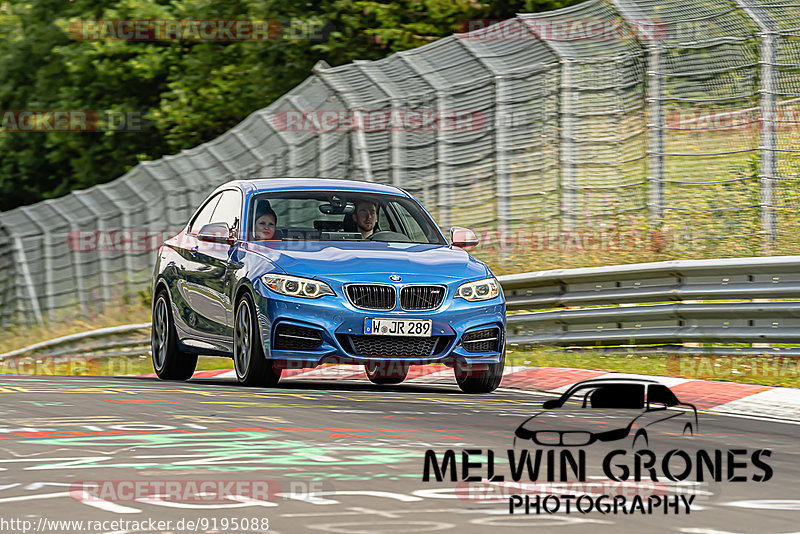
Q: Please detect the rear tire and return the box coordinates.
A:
[455,349,504,394]
[152,290,197,381]
[234,292,281,387]
[365,361,409,385]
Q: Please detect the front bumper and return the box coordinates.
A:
[252,277,505,368]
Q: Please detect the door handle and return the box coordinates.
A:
[190,246,198,257]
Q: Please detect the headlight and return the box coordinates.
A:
[454,277,500,302]
[261,274,335,299]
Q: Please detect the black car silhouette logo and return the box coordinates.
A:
[514,378,698,448]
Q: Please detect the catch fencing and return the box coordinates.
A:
[0,0,799,324]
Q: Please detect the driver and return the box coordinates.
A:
[351,199,377,239]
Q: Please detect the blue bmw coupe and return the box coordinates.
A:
[151,178,505,393]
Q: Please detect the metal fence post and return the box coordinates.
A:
[73,193,111,303]
[433,90,451,228]
[733,0,778,252]
[12,236,43,324]
[48,202,89,312]
[760,31,777,252]
[647,44,665,227]
[19,207,55,321]
[560,59,576,232]
[352,109,374,182]
[495,75,511,236]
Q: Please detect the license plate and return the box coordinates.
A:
[365,318,432,337]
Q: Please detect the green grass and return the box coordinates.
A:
[0,301,152,354]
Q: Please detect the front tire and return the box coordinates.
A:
[152,290,197,380]
[365,361,409,385]
[455,350,505,394]
[233,292,281,387]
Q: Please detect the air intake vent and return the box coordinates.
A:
[338,334,453,358]
[400,285,446,310]
[273,324,323,351]
[345,284,396,310]
[462,328,500,353]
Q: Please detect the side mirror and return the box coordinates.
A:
[542,399,560,410]
[450,226,478,248]
[198,222,236,245]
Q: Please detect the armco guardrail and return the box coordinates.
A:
[501,256,800,351]
[0,323,151,363]
[3,257,800,363]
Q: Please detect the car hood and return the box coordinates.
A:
[243,241,488,281]
[515,408,644,437]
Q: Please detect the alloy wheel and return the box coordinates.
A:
[153,296,168,370]
[235,299,252,376]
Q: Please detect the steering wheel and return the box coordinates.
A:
[367,231,411,242]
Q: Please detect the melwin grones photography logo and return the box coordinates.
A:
[421,378,774,516]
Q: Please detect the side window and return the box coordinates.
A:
[189,193,222,234]
[211,190,242,231]
[377,204,393,233]
[392,202,427,242]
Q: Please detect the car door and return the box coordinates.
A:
[171,192,222,342]
[190,189,243,352]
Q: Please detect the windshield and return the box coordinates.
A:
[247,191,447,245]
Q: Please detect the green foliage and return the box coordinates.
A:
[0,0,578,211]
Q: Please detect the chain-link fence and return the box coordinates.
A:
[1,0,798,325]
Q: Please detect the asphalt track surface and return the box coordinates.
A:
[0,374,798,534]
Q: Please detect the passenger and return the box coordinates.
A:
[351,199,378,239]
[253,205,278,241]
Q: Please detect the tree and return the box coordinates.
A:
[0,0,579,211]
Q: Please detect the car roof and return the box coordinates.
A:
[223,178,409,197]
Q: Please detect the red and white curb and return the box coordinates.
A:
[151,364,800,422]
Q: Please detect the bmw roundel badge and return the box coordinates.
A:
[389,275,402,282]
